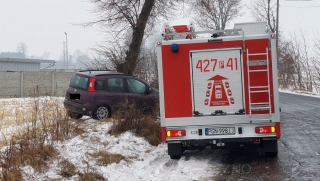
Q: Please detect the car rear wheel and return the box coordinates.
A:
[67,111,83,119]
[93,106,110,120]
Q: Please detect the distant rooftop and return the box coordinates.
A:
[0,52,26,58]
[0,52,54,64]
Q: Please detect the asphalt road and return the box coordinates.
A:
[181,92,320,181]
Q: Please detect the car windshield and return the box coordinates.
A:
[69,74,89,90]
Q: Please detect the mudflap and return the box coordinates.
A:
[262,138,278,157]
[168,141,183,159]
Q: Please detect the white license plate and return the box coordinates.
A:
[205,127,236,135]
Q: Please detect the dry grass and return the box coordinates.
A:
[0,97,67,127]
[0,87,161,180]
[78,172,106,181]
[58,159,77,178]
[0,97,69,147]
[0,87,85,180]
[0,166,23,181]
[89,151,126,166]
[108,100,161,146]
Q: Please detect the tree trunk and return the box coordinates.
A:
[117,0,156,75]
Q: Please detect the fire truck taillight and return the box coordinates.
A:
[255,126,275,134]
[271,34,276,39]
[167,130,186,137]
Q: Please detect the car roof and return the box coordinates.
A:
[77,70,132,77]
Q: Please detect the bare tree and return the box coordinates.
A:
[312,31,320,87]
[309,31,320,93]
[280,31,318,91]
[250,0,277,32]
[189,0,243,30]
[288,34,305,90]
[81,56,114,70]
[89,38,129,70]
[278,38,296,88]
[85,0,184,75]
[298,29,314,91]
[16,42,28,55]
[135,45,158,81]
[42,52,50,60]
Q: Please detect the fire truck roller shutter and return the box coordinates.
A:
[190,48,244,116]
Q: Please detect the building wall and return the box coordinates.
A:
[0,62,40,72]
[0,70,77,98]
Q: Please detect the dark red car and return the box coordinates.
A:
[63,70,159,120]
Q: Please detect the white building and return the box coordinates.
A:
[0,52,55,72]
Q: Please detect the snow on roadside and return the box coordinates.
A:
[26,119,215,181]
[279,88,320,98]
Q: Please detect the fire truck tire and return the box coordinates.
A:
[170,155,182,159]
[265,152,278,157]
[168,142,183,159]
[263,139,278,157]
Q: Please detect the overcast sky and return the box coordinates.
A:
[0,0,319,61]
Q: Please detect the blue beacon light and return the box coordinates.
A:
[171,43,178,52]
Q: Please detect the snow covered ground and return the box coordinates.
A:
[279,88,320,98]
[0,97,217,180]
[32,119,216,181]
[0,88,318,180]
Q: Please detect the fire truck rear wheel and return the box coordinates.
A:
[263,139,278,157]
[168,142,183,159]
[265,152,278,157]
[170,155,182,159]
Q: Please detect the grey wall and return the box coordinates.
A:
[0,70,77,98]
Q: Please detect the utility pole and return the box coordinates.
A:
[64,32,68,70]
[63,41,65,69]
[276,0,279,51]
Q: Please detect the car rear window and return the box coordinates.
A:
[70,74,89,90]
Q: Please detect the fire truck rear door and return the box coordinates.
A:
[190,48,244,115]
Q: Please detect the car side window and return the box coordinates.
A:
[127,79,146,94]
[106,78,124,93]
[95,80,104,90]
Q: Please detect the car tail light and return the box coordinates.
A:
[255,126,275,134]
[88,78,96,92]
[166,130,186,137]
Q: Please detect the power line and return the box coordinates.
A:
[281,4,320,8]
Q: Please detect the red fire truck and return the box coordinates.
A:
[157,22,280,159]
